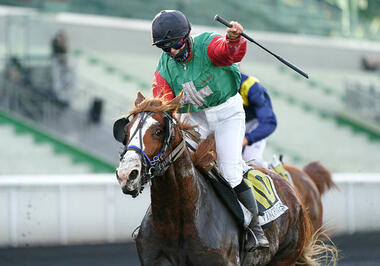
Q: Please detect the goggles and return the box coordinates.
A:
[159,39,185,52]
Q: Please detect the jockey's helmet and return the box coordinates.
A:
[151,10,191,47]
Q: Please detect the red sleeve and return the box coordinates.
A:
[152,70,175,101]
[207,35,247,66]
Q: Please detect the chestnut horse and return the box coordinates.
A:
[115,92,323,265]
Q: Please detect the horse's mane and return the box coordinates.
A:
[129,97,197,130]
[130,98,178,114]
[191,134,217,172]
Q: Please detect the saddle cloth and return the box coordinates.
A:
[244,169,288,226]
[271,157,294,186]
[207,167,288,229]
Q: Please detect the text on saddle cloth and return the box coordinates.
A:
[244,169,288,226]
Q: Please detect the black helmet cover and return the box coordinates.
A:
[152,10,191,47]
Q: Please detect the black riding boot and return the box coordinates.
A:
[234,181,270,251]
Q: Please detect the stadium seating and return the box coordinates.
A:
[0,122,93,175]
[70,48,380,172]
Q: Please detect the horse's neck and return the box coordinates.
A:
[150,149,200,226]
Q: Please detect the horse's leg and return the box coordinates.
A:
[140,256,173,266]
[137,232,177,266]
[135,209,174,266]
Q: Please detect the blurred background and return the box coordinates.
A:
[0,0,379,265]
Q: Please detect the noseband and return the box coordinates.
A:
[123,111,186,190]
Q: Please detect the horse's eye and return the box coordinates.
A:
[155,129,162,136]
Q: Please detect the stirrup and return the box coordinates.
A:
[245,227,259,252]
[253,225,270,249]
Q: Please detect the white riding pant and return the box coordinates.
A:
[180,94,246,188]
[242,119,268,168]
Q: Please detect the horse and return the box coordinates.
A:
[114,92,328,265]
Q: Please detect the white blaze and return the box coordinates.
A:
[127,114,157,151]
[117,114,158,183]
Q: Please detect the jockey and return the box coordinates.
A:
[240,73,277,167]
[151,10,269,250]
[239,72,292,183]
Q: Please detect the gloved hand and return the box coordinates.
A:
[227,21,244,40]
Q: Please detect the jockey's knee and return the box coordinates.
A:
[219,162,243,188]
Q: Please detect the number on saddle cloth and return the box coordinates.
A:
[243,169,288,226]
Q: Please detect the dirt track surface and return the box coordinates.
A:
[0,232,379,266]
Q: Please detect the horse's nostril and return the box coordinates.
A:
[129,169,139,180]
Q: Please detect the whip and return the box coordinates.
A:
[214,14,309,79]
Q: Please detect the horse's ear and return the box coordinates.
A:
[135,91,145,106]
[168,91,183,110]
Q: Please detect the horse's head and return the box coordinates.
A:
[113,91,185,197]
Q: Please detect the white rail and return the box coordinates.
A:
[322,173,380,235]
[0,174,116,186]
[0,174,149,247]
[0,173,379,247]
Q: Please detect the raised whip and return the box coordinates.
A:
[214,14,309,79]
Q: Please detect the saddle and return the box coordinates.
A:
[207,166,287,229]
[185,129,288,229]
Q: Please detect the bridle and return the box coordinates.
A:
[122,111,186,195]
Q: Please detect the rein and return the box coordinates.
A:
[125,111,186,186]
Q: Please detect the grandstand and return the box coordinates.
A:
[0,5,379,175]
[0,110,115,174]
[0,119,93,175]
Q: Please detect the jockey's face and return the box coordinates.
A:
[160,39,186,54]
[167,42,186,56]
[159,35,191,63]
